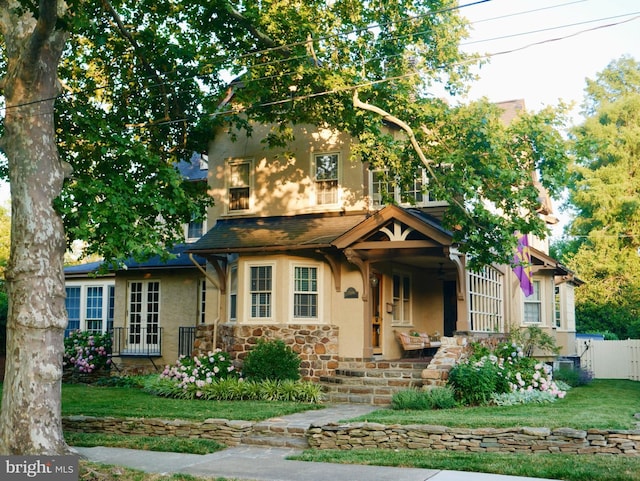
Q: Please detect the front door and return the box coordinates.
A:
[371,272,382,355]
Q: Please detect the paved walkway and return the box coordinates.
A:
[75,404,561,481]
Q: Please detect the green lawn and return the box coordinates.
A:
[345,379,640,430]
[61,382,324,421]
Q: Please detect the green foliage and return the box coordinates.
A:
[507,325,560,357]
[560,56,640,340]
[490,390,561,406]
[242,339,301,382]
[391,387,457,410]
[63,330,112,375]
[553,367,594,387]
[144,376,321,404]
[448,361,499,406]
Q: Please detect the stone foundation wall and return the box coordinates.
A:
[307,422,640,455]
[193,323,339,381]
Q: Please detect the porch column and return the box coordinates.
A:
[344,248,373,359]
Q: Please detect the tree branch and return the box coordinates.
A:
[224,2,290,54]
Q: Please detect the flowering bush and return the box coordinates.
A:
[161,350,238,391]
[63,330,112,374]
[449,339,566,405]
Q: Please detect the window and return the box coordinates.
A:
[554,285,561,328]
[86,286,104,333]
[524,280,542,323]
[64,283,115,337]
[468,266,504,332]
[370,167,431,207]
[294,266,318,318]
[229,265,238,321]
[128,281,161,350]
[392,273,411,325]
[250,266,272,318]
[228,160,251,211]
[187,217,204,240]
[65,287,81,336]
[199,279,207,324]
[314,153,338,205]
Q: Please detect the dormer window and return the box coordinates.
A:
[370,167,431,207]
[314,153,339,205]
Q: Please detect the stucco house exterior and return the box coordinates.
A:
[185,100,581,384]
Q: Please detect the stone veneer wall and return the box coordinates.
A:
[193,323,339,382]
[62,416,640,456]
[307,423,640,455]
[421,335,470,387]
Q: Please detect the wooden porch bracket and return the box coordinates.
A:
[319,251,342,292]
[344,248,368,301]
[206,255,227,294]
[445,246,465,301]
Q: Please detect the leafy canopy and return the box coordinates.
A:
[558,56,640,339]
[2,0,569,268]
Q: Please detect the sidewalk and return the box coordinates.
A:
[75,404,561,481]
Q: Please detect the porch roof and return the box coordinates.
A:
[187,206,454,257]
[187,211,369,254]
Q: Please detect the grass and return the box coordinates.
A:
[346,380,640,430]
[62,383,324,421]
[66,432,224,454]
[0,377,632,481]
[291,449,640,481]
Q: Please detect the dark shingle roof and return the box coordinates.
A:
[188,212,369,253]
[176,152,208,181]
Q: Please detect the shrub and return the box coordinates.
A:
[63,330,112,375]
[161,350,238,390]
[145,376,322,403]
[448,361,500,406]
[491,389,561,406]
[391,389,432,410]
[553,366,594,387]
[242,339,301,381]
[426,385,457,409]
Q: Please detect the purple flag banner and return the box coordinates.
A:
[513,234,534,297]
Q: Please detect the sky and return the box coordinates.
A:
[1,0,639,233]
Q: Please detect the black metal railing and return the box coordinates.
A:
[178,326,197,357]
[111,327,163,357]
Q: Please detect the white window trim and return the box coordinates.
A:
[467,265,505,332]
[185,216,207,243]
[65,280,115,335]
[312,152,340,206]
[390,271,412,327]
[226,158,253,214]
[245,262,276,323]
[289,262,323,323]
[126,280,161,352]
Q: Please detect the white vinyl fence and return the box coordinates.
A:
[576,339,640,381]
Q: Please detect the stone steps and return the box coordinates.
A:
[319,359,430,405]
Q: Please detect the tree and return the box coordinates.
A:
[559,56,640,339]
[0,0,569,453]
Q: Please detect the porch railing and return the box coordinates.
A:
[178,326,197,357]
[111,327,163,357]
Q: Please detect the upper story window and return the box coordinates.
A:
[228,160,252,212]
[187,216,204,241]
[524,280,542,323]
[370,167,431,207]
[314,153,339,205]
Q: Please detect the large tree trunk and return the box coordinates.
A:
[0,1,70,454]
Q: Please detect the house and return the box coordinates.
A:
[63,152,210,372]
[185,100,582,386]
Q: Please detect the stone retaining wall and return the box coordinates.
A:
[63,415,640,456]
[63,416,253,446]
[307,423,640,455]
